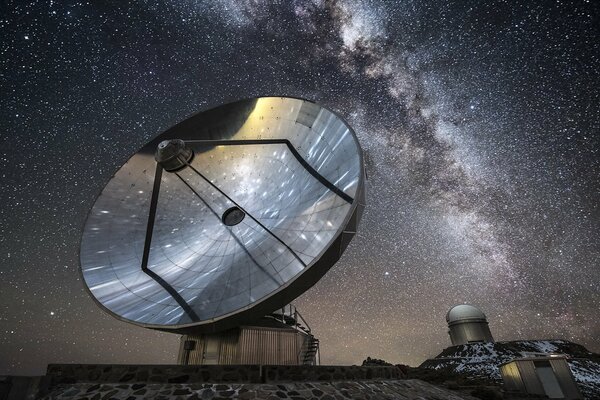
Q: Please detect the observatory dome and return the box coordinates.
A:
[446,304,487,324]
[446,304,494,346]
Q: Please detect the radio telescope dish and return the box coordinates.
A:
[80,97,365,333]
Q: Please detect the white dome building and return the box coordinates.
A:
[446,304,494,346]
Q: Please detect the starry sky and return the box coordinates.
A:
[1,0,599,375]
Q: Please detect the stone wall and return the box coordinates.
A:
[262,365,402,382]
[46,365,262,385]
[45,364,402,385]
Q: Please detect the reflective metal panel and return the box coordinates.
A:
[80,97,365,332]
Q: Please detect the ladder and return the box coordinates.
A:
[302,335,320,365]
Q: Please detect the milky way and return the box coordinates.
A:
[1,1,599,374]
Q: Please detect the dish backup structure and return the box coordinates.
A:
[79,97,366,366]
[446,304,494,346]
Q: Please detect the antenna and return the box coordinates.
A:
[80,97,365,334]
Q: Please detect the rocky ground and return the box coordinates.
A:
[38,380,478,400]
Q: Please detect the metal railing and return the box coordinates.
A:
[271,304,311,334]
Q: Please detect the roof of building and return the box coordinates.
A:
[446,304,487,323]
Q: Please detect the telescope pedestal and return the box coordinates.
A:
[178,309,319,366]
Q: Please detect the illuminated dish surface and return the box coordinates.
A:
[80,97,365,332]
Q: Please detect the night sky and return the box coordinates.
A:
[1,1,599,375]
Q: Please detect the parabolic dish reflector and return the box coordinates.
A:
[80,97,365,332]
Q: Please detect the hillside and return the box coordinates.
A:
[420,340,600,399]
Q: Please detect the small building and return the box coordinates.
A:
[446,304,494,346]
[177,305,319,366]
[500,356,582,399]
